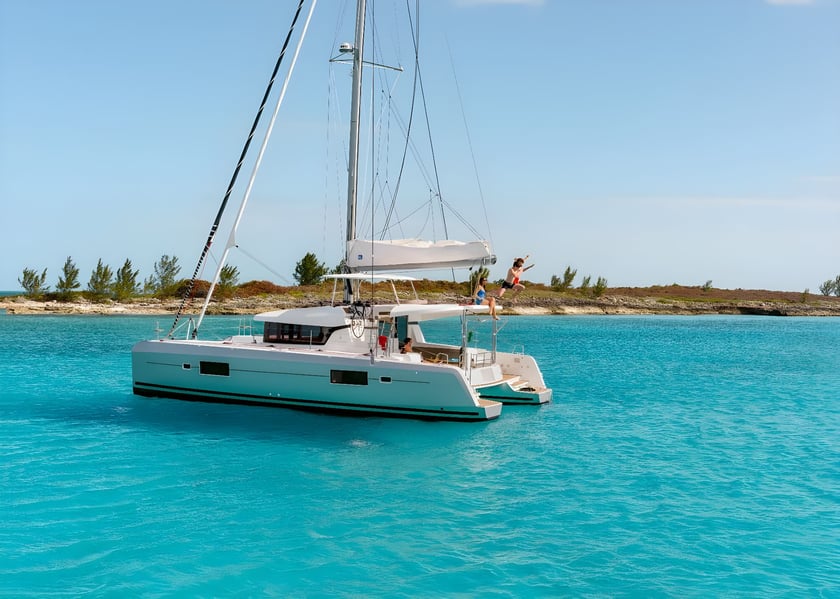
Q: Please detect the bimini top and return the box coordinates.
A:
[384,303,493,322]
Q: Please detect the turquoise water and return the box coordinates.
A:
[1,314,838,597]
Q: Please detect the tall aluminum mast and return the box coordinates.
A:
[343,0,366,303]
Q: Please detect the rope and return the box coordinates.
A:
[167,0,308,338]
[406,1,451,243]
[446,35,493,250]
[237,246,293,286]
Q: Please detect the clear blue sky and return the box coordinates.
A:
[1,0,838,293]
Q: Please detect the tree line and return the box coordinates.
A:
[15,251,336,301]
[18,253,606,300]
[24,251,832,301]
[549,266,609,297]
[17,255,239,302]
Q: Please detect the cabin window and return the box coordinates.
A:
[330,370,368,386]
[199,361,230,376]
[263,322,339,345]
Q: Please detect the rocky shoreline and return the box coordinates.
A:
[3,292,839,317]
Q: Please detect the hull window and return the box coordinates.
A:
[200,361,230,376]
[330,370,368,386]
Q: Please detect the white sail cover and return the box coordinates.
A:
[347,238,496,272]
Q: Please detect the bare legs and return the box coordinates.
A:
[488,296,499,319]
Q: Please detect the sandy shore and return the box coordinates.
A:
[3,293,839,317]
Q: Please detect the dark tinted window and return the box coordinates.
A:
[263,322,337,345]
[199,361,230,376]
[330,370,368,385]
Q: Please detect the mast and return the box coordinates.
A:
[344,0,366,303]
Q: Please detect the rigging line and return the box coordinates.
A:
[196,0,317,334]
[388,105,435,196]
[323,69,332,262]
[377,88,393,223]
[368,0,376,301]
[363,79,406,239]
[326,69,348,262]
[409,0,450,241]
[331,0,352,53]
[381,0,420,238]
[358,6,400,242]
[237,245,293,285]
[439,197,485,239]
[324,60,344,264]
[373,81,409,239]
[374,194,433,235]
[360,31,397,237]
[379,100,487,238]
[445,34,493,249]
[167,0,308,338]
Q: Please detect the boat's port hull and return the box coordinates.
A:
[132,382,500,421]
[486,352,552,405]
[132,340,501,422]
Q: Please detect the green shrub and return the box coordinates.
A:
[56,256,80,301]
[87,259,113,301]
[238,280,288,297]
[551,266,577,291]
[19,267,49,298]
[112,259,139,301]
[593,277,608,297]
[579,275,591,293]
[294,252,328,286]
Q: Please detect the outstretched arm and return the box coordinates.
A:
[523,254,533,271]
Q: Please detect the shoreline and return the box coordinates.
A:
[3,293,839,317]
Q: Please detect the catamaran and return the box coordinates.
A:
[131,0,552,421]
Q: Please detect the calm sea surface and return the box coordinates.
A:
[1,314,838,597]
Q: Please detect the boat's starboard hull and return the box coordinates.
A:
[132,339,501,421]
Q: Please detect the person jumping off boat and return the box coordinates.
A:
[498,255,534,301]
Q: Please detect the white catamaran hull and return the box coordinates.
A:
[132,339,502,421]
